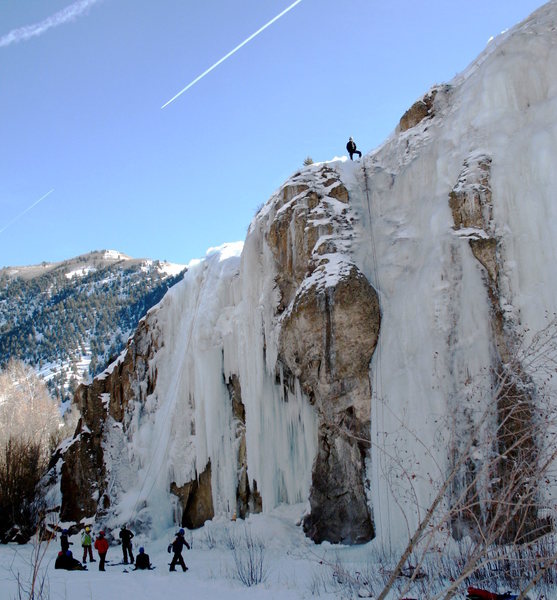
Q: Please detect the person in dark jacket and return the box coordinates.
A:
[168,528,190,572]
[55,550,86,571]
[119,524,134,564]
[134,547,152,570]
[346,137,362,160]
[94,530,109,571]
[60,529,72,554]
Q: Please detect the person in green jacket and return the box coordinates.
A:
[81,526,95,564]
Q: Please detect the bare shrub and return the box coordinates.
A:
[0,439,45,542]
[223,525,238,550]
[373,319,557,600]
[202,525,217,549]
[229,527,267,587]
[330,557,375,598]
[11,530,52,600]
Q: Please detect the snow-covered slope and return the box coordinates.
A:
[49,0,557,551]
[0,250,186,402]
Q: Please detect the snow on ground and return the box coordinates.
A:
[103,250,130,261]
[0,508,373,600]
[156,261,187,276]
[65,266,96,279]
[3,509,556,599]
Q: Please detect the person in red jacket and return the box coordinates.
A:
[94,531,109,571]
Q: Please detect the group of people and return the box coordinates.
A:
[56,525,190,573]
[56,524,156,572]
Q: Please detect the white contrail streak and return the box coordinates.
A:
[161,0,303,109]
[0,0,102,48]
[0,190,55,234]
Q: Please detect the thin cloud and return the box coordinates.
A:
[0,0,102,48]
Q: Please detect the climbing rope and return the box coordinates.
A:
[361,159,391,551]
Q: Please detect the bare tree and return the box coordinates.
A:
[0,360,62,542]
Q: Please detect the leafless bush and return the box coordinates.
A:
[229,527,268,587]
[325,320,557,599]
[11,530,52,600]
[374,319,557,600]
[202,525,217,549]
[330,557,376,598]
[223,525,239,550]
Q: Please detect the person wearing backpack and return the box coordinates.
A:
[168,528,190,572]
[81,526,95,564]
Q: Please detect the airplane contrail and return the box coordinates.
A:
[0,1,102,48]
[0,189,55,234]
[161,0,303,109]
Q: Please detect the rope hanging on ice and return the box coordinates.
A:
[361,160,391,549]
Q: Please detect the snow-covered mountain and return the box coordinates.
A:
[47,1,557,551]
[0,250,185,402]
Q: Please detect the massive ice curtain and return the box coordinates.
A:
[45,0,557,550]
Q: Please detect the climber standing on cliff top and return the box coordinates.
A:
[346,137,362,160]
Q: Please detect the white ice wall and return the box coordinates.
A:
[335,0,557,550]
[104,235,317,538]
[100,0,557,548]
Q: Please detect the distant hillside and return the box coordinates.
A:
[0,250,185,402]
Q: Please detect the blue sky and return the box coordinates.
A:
[0,0,545,267]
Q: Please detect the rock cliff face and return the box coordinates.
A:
[45,0,557,548]
[52,316,160,523]
[448,154,544,542]
[48,165,381,544]
[267,168,380,543]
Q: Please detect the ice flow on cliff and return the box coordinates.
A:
[91,0,557,549]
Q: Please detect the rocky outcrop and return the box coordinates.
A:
[280,267,379,543]
[170,462,214,529]
[56,316,160,523]
[226,374,262,518]
[50,163,381,543]
[449,154,546,543]
[398,88,439,132]
[267,165,381,543]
